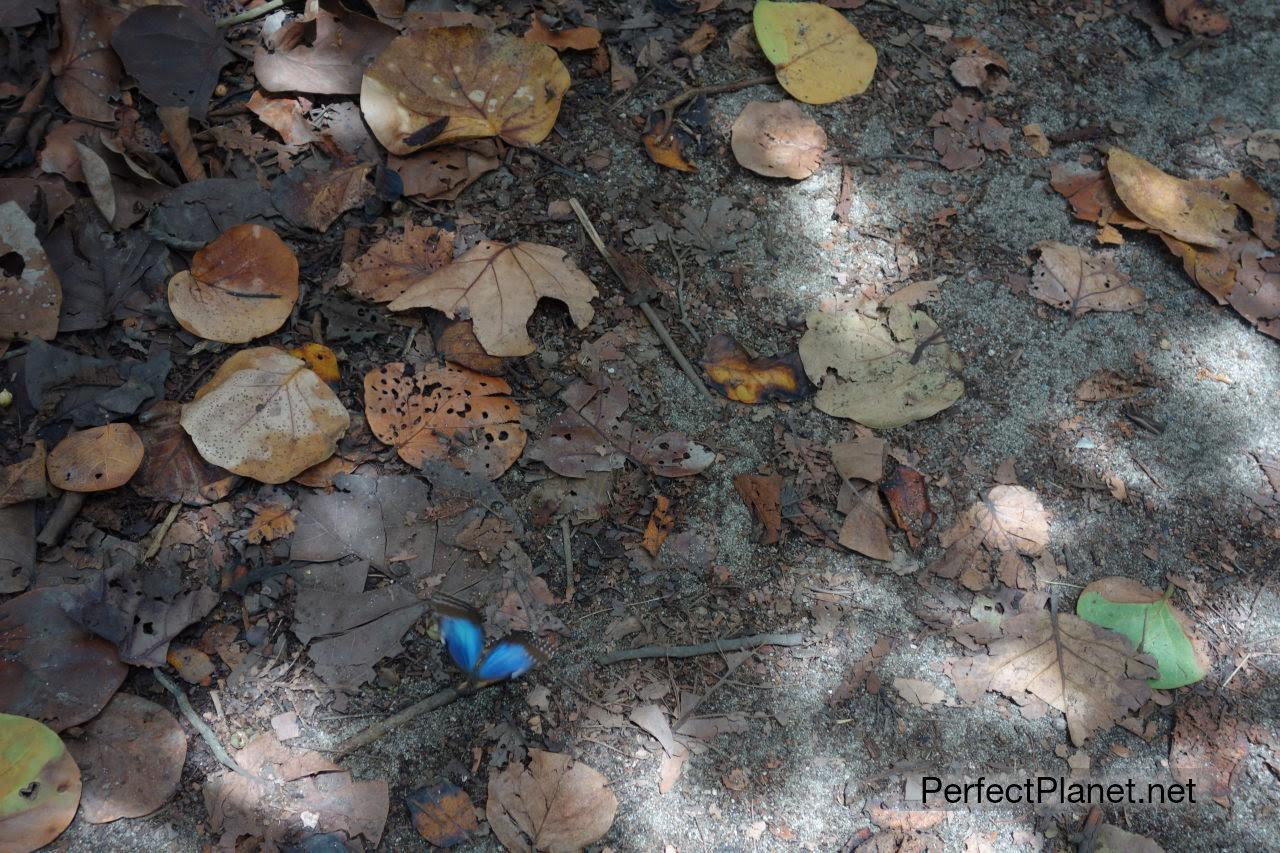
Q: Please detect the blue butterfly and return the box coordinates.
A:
[433,595,548,686]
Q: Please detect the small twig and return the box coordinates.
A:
[569,198,712,400]
[599,632,804,665]
[144,502,182,561]
[672,643,754,732]
[217,0,288,27]
[153,669,253,778]
[648,75,773,129]
[36,492,85,547]
[1134,458,1164,490]
[333,687,462,757]
[560,515,575,603]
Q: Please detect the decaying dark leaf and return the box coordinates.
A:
[701,334,813,404]
[880,464,932,549]
[407,781,479,847]
[272,161,374,231]
[0,202,61,343]
[51,0,126,123]
[110,5,234,121]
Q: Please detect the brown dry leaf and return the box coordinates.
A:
[642,494,674,556]
[47,424,144,492]
[247,91,317,145]
[1049,163,1148,233]
[950,608,1158,745]
[0,441,48,508]
[1170,694,1246,798]
[361,27,570,155]
[167,224,299,343]
[272,162,373,231]
[51,0,125,122]
[436,319,505,374]
[64,693,186,824]
[929,96,1010,171]
[253,6,396,96]
[1107,148,1239,248]
[388,241,597,357]
[1163,0,1229,35]
[970,485,1050,556]
[0,202,61,343]
[363,362,525,480]
[832,436,886,483]
[839,484,892,561]
[134,402,238,505]
[291,452,362,489]
[680,22,718,56]
[1030,241,1145,317]
[609,45,638,93]
[880,464,931,550]
[893,677,947,707]
[643,116,697,172]
[946,36,1009,93]
[389,142,501,202]
[181,347,350,485]
[525,17,602,51]
[730,100,827,180]
[1075,369,1142,402]
[486,749,617,853]
[166,646,215,685]
[701,333,813,404]
[244,503,297,544]
[406,782,479,847]
[1022,123,1050,157]
[734,473,783,545]
[287,343,340,383]
[346,221,454,303]
[1212,171,1277,249]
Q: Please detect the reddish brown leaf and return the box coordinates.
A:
[272,162,373,231]
[389,142,500,202]
[880,464,932,549]
[643,113,697,172]
[486,750,617,852]
[134,401,238,505]
[436,319,505,375]
[642,494,674,556]
[407,781,479,847]
[734,473,783,545]
[345,222,454,303]
[244,503,297,544]
[525,18,602,51]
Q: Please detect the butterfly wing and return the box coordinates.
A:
[474,633,548,683]
[433,597,485,675]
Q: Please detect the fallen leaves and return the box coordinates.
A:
[949,608,1158,745]
[0,442,47,508]
[110,5,234,121]
[486,750,617,853]
[361,27,570,155]
[945,36,1008,95]
[1076,578,1207,689]
[133,402,237,505]
[525,18,601,52]
[929,96,1011,171]
[272,161,374,231]
[1162,0,1230,36]
[344,221,455,303]
[364,362,526,479]
[47,423,144,492]
[254,5,395,96]
[407,781,479,847]
[181,347,351,484]
[389,241,597,357]
[798,304,964,429]
[390,142,501,202]
[730,100,827,180]
[1107,148,1237,248]
[753,0,877,104]
[0,713,81,850]
[167,224,300,343]
[51,0,125,123]
[700,333,813,404]
[932,485,1049,590]
[1030,241,1145,318]
[0,203,61,343]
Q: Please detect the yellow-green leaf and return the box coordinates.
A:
[753,0,877,104]
[0,713,81,850]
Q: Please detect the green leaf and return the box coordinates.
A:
[0,713,81,849]
[1076,578,1206,689]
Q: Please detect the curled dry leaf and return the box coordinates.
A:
[525,18,602,51]
[700,333,813,404]
[345,221,454,303]
[244,503,296,544]
[1049,163,1148,235]
[1031,241,1144,317]
[486,749,617,853]
[880,464,932,550]
[361,26,570,155]
[753,0,877,104]
[946,36,1008,94]
[246,91,317,146]
[949,608,1157,745]
[0,202,61,343]
[0,713,81,850]
[254,6,396,96]
[731,100,827,180]
[134,401,238,505]
[181,347,350,485]
[798,304,964,429]
[389,241,597,358]
[1106,148,1238,248]
[47,423,144,492]
[642,494,674,556]
[364,362,526,480]
[642,111,698,173]
[63,693,186,824]
[167,224,299,343]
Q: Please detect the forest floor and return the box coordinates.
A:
[4,0,1280,851]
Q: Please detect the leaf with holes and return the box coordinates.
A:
[1030,242,1144,318]
[361,26,570,155]
[0,202,61,343]
[167,224,299,343]
[753,0,877,104]
[47,424,144,493]
[345,222,454,303]
[388,241,597,357]
[181,347,350,485]
[364,362,525,480]
[0,713,81,849]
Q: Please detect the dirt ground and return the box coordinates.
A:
[12,0,1280,851]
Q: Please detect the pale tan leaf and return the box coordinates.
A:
[970,485,1049,556]
[731,100,827,180]
[47,424,144,492]
[486,749,617,852]
[0,202,61,342]
[1031,241,1144,317]
[1107,148,1239,247]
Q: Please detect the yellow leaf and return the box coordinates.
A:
[752,0,877,104]
[287,343,341,383]
[1106,148,1239,248]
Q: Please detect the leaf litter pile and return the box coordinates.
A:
[0,0,1278,851]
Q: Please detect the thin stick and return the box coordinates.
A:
[568,198,712,400]
[36,492,85,547]
[217,0,287,27]
[672,642,754,732]
[560,515,575,603]
[333,687,461,757]
[599,632,804,665]
[144,502,182,561]
[649,75,773,128]
[153,670,252,777]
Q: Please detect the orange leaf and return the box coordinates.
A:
[436,319,505,375]
[880,464,931,550]
[734,474,783,545]
[47,423,144,492]
[642,495,673,556]
[525,17,602,51]
[407,782,479,846]
[701,334,813,404]
[642,113,696,172]
[363,362,525,480]
[287,343,340,383]
[345,222,454,303]
[167,645,215,685]
[167,224,299,343]
[244,503,296,544]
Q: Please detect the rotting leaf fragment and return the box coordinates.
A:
[701,333,813,404]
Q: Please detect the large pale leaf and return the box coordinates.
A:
[364,362,525,479]
[949,608,1157,745]
[46,423,144,493]
[798,304,964,429]
[753,0,877,104]
[730,100,827,180]
[181,347,350,484]
[1031,241,1145,317]
[486,749,617,853]
[1106,148,1239,247]
[361,26,570,155]
[0,713,81,850]
[1077,578,1207,689]
[388,241,597,357]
